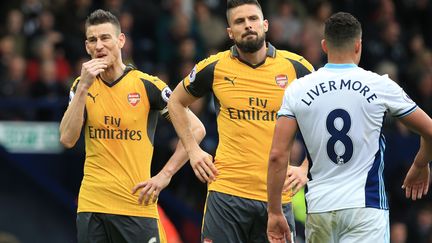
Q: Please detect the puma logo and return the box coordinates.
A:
[224,76,236,86]
[87,92,99,103]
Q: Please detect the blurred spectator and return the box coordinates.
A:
[102,0,127,16]
[119,10,135,66]
[0,55,28,98]
[20,0,44,37]
[300,0,331,67]
[29,59,67,120]
[30,59,66,98]
[0,35,16,65]
[416,71,432,115]
[0,35,17,92]
[268,0,305,52]
[55,0,93,63]
[391,221,408,243]
[156,0,203,67]
[26,40,71,85]
[28,9,63,49]
[194,0,227,53]
[0,232,20,243]
[364,19,407,71]
[375,60,399,83]
[408,204,432,243]
[0,2,430,242]
[4,9,26,56]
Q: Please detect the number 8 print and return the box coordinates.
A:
[326,109,353,165]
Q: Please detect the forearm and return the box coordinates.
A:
[160,110,206,178]
[159,141,188,178]
[168,99,201,154]
[413,137,432,168]
[267,154,289,214]
[59,86,87,148]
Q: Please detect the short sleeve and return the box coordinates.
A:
[182,59,218,98]
[141,77,171,114]
[381,76,417,118]
[68,77,81,104]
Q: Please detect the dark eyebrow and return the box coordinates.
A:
[86,33,112,40]
[100,33,111,38]
[233,13,260,23]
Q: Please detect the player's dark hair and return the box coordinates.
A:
[324,12,362,50]
[85,9,121,33]
[226,0,262,22]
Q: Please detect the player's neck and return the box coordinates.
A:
[327,52,356,64]
[100,61,126,83]
[237,44,267,65]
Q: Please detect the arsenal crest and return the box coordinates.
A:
[203,238,213,243]
[127,93,140,106]
[275,74,288,88]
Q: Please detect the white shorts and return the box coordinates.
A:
[305,207,389,243]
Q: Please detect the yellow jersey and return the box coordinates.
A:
[182,44,314,203]
[69,65,171,218]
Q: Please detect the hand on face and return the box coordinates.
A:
[79,58,108,88]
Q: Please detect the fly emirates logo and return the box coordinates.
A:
[227,97,277,121]
[88,116,143,140]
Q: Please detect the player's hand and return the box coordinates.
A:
[402,163,430,200]
[131,171,171,205]
[283,165,308,195]
[189,148,217,183]
[267,212,292,243]
[79,58,108,88]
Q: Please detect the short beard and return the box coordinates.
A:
[235,34,266,53]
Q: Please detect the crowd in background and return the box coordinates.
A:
[0,0,431,242]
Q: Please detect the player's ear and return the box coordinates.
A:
[263,19,269,32]
[85,40,91,55]
[321,39,328,54]
[227,27,234,40]
[118,33,126,48]
[354,39,361,54]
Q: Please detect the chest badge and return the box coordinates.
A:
[275,74,288,88]
[128,92,141,107]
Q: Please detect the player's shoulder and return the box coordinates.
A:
[358,67,395,85]
[287,66,324,91]
[70,76,81,93]
[275,50,314,71]
[195,50,231,72]
[128,65,167,86]
[276,49,303,60]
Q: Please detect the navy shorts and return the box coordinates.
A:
[201,191,296,243]
[77,212,162,243]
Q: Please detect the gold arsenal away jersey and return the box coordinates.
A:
[182,43,314,203]
[69,65,171,218]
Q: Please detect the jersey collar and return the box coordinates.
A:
[100,64,136,87]
[324,63,357,69]
[230,42,276,58]
[230,42,276,68]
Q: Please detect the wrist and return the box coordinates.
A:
[413,161,430,169]
[185,141,200,155]
[161,167,175,178]
[268,207,283,215]
[77,81,91,91]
